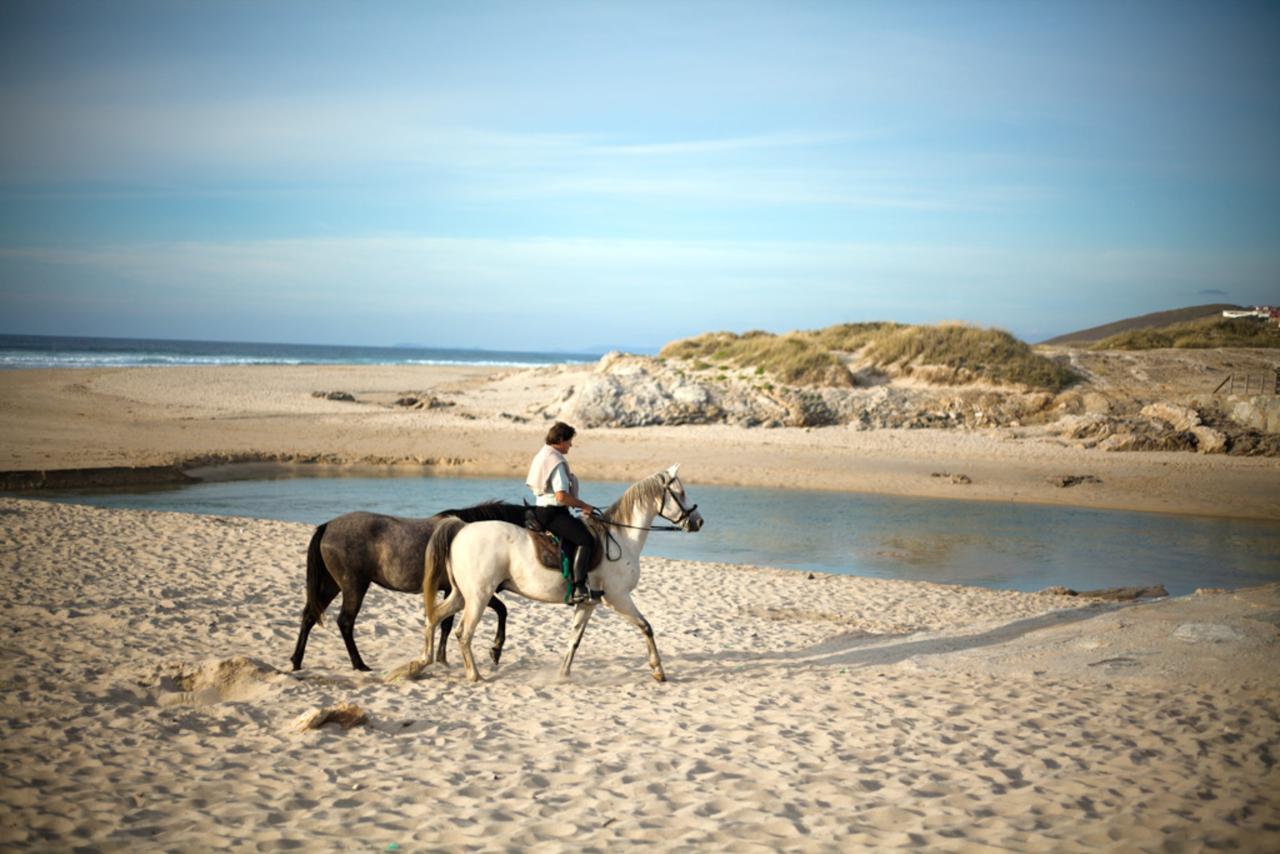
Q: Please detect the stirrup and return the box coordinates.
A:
[567,586,591,605]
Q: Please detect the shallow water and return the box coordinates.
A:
[28,470,1280,596]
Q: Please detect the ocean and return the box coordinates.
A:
[0,334,603,370]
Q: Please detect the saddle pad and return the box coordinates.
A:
[525,525,606,573]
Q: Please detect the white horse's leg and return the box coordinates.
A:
[605,591,666,683]
[558,602,597,680]
[456,592,490,683]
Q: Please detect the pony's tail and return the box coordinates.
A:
[424,517,466,624]
[304,523,328,626]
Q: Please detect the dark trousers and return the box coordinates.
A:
[534,506,593,566]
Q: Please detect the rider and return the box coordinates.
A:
[526,422,599,605]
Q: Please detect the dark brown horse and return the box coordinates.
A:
[290,502,525,672]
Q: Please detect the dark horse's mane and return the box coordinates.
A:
[441,500,527,526]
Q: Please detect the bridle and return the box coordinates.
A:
[597,478,698,533]
[595,477,699,561]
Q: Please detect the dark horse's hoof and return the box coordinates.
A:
[490,647,502,666]
[354,663,372,672]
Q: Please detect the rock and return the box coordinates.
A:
[1082,392,1114,414]
[394,397,419,407]
[1047,474,1102,488]
[1229,400,1263,430]
[1172,623,1247,643]
[1046,413,1113,441]
[1141,402,1201,431]
[1227,430,1280,455]
[1082,585,1167,601]
[312,391,356,402]
[1039,585,1167,601]
[1098,430,1198,453]
[1190,425,1227,454]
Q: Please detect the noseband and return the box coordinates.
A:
[658,480,699,526]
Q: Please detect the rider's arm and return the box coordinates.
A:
[554,490,595,514]
[550,464,595,514]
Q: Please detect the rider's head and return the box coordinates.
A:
[546,422,576,447]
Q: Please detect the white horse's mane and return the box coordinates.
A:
[606,471,667,521]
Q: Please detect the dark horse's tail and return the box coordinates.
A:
[424,517,466,625]
[305,523,329,626]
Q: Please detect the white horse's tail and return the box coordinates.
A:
[424,517,467,624]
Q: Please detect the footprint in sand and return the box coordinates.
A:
[151,656,281,707]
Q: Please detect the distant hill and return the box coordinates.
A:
[1041,304,1240,346]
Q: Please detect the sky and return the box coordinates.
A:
[1,0,1278,351]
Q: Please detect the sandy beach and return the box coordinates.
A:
[2,362,1279,850]
[2,363,1278,519]
[7,0,1280,847]
[1,497,1277,850]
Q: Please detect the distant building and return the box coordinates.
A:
[1222,306,1279,323]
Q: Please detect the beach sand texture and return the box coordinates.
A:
[2,498,1277,850]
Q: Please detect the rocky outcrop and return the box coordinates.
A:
[1045,405,1259,454]
[555,353,1058,431]
[547,353,1277,455]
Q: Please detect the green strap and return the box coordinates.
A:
[551,534,572,603]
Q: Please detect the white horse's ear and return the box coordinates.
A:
[666,463,681,479]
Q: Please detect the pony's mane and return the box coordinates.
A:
[606,471,667,521]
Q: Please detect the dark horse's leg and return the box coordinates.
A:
[336,578,373,672]
[290,573,339,670]
[434,582,454,665]
[489,596,507,665]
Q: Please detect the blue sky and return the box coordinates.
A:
[1,0,1277,350]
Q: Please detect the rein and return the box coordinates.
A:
[597,519,682,532]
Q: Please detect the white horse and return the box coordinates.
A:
[422,464,704,682]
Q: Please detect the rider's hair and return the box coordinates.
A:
[546,422,577,445]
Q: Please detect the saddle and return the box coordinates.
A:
[523,507,606,573]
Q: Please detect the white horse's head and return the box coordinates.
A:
[658,463,704,532]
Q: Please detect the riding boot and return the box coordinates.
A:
[569,546,592,605]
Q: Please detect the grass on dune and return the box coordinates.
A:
[1091,316,1280,350]
[862,324,1077,391]
[659,331,849,386]
[660,322,1078,390]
